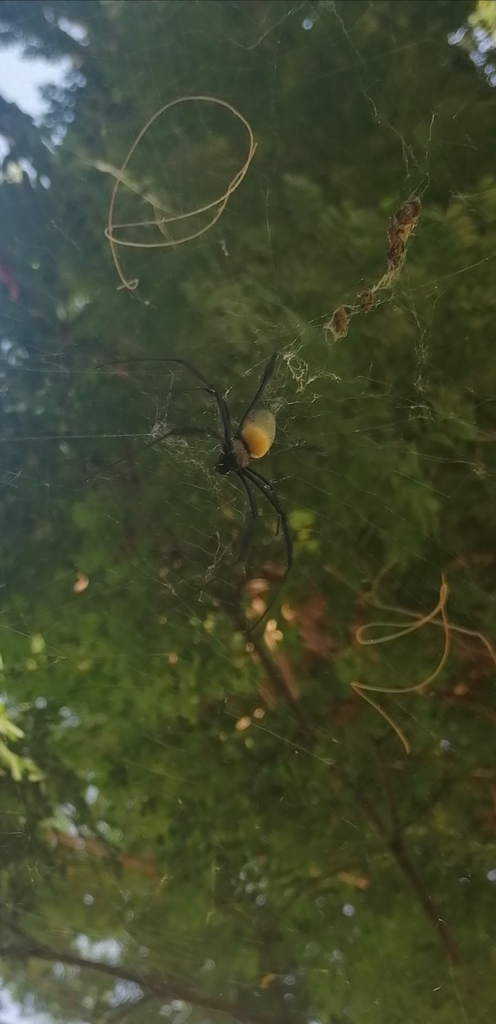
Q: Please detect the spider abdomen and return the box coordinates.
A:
[240,409,276,460]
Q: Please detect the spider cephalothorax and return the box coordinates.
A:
[216,438,250,474]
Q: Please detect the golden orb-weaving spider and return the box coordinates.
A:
[103,351,292,603]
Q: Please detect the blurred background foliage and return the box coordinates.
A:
[1,1,496,1022]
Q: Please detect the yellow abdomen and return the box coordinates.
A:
[241,409,276,459]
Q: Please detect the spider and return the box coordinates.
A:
[101,351,292,612]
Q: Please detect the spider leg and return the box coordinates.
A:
[86,433,164,483]
[167,471,258,606]
[245,466,282,534]
[244,468,292,629]
[97,357,232,443]
[166,359,232,441]
[245,469,293,575]
[246,465,279,498]
[236,350,278,431]
[236,469,259,563]
[155,469,259,615]
[88,425,221,483]
[162,426,222,443]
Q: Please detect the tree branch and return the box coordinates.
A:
[234,622,463,966]
[230,607,314,739]
[0,938,287,1024]
[342,777,462,966]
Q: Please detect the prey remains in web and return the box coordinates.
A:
[325,197,422,343]
[99,352,291,628]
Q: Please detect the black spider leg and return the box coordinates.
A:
[86,426,221,484]
[160,467,258,608]
[244,467,293,629]
[246,468,293,573]
[97,357,232,443]
[235,350,278,434]
[252,466,280,529]
[166,467,261,610]
[235,469,259,563]
[164,359,232,443]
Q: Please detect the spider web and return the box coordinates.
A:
[1,3,496,1024]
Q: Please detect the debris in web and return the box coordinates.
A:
[103,96,257,292]
[351,561,496,753]
[351,572,449,754]
[324,197,422,342]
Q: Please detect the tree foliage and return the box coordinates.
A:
[0,2,496,1023]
